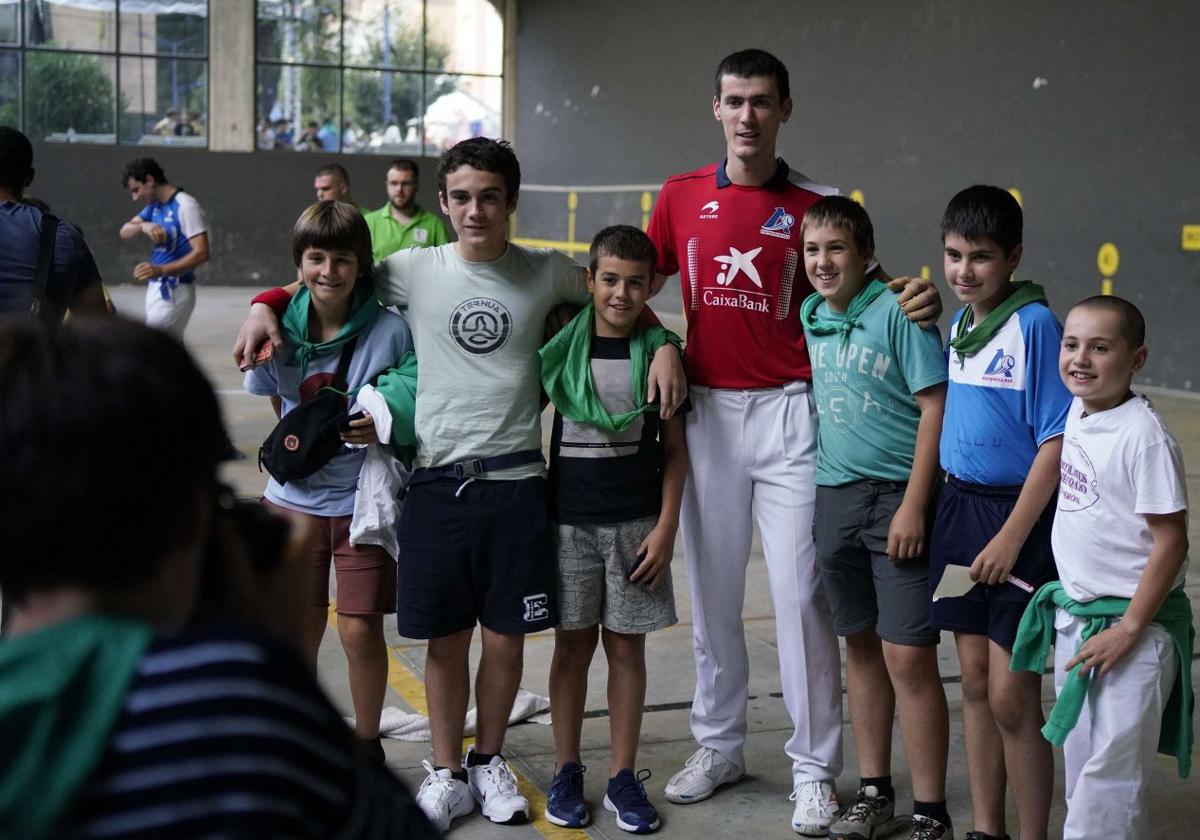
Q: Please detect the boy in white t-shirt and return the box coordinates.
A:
[1011,295,1192,840]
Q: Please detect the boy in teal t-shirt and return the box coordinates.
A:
[799,197,952,840]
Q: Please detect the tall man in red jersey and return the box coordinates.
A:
[647,49,941,835]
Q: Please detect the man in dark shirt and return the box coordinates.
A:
[0,126,107,317]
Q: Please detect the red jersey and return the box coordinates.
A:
[647,159,836,388]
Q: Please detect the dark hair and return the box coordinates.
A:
[0,316,226,599]
[589,225,658,275]
[388,159,419,179]
[292,200,375,281]
[0,125,33,194]
[714,48,790,102]
[1071,295,1146,348]
[800,195,875,256]
[316,163,350,185]
[941,185,1023,254]
[121,157,168,187]
[436,137,520,201]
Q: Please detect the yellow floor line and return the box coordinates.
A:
[327,605,582,837]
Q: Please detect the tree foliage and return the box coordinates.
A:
[26,52,115,139]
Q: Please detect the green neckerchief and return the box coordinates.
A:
[1010,581,1194,778]
[0,614,154,837]
[280,283,380,382]
[948,281,1047,366]
[799,279,888,350]
[539,302,682,433]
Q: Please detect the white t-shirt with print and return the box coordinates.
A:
[1052,394,1188,601]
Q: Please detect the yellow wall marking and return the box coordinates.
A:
[1008,187,1023,207]
[1101,279,1114,296]
[1097,242,1119,296]
[920,265,931,281]
[641,190,653,230]
[1183,225,1200,251]
[849,189,865,206]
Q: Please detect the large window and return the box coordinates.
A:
[255,0,503,155]
[0,0,208,146]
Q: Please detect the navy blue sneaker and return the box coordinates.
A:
[545,762,589,828]
[603,769,660,834]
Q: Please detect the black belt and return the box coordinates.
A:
[409,449,543,485]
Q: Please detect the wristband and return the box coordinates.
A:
[251,286,293,315]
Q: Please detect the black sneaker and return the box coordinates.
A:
[905,815,953,839]
[962,833,1007,840]
[545,762,589,828]
[603,769,660,834]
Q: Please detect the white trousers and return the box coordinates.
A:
[1054,611,1178,840]
[145,281,196,340]
[681,382,842,784]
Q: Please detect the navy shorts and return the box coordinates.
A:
[396,476,556,639]
[928,475,1057,648]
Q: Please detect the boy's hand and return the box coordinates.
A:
[647,343,686,420]
[140,221,167,242]
[886,501,926,562]
[887,276,943,329]
[1064,622,1140,678]
[340,410,378,446]
[132,261,158,282]
[234,302,284,371]
[968,530,1021,586]
[631,525,675,590]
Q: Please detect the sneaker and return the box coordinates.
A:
[789,779,838,836]
[603,769,660,834]
[465,750,530,824]
[415,760,474,832]
[828,785,895,840]
[663,746,745,804]
[905,815,954,839]
[962,833,1005,840]
[545,762,589,828]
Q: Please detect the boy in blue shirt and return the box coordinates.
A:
[539,225,687,834]
[799,197,951,840]
[930,186,1072,840]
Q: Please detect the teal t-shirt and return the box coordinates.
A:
[804,292,947,486]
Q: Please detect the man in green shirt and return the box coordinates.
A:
[363,159,450,262]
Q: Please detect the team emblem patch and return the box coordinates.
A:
[449,297,512,356]
[760,206,795,239]
[414,228,429,243]
[523,594,549,622]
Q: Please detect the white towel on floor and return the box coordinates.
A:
[348,689,552,741]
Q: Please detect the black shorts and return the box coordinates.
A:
[927,475,1057,648]
[396,477,556,639]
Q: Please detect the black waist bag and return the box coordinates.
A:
[258,336,358,485]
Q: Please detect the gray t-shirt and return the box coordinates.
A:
[377,243,588,478]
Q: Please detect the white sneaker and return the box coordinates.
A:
[789,779,838,836]
[663,746,745,804]
[415,759,474,832]
[465,751,530,824]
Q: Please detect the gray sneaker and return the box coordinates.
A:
[828,785,894,840]
[903,814,954,840]
[663,746,745,804]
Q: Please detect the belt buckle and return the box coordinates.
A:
[453,458,485,479]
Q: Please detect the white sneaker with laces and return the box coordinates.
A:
[663,746,745,804]
[466,752,530,824]
[415,759,474,832]
[789,779,838,836]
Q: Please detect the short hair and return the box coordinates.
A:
[800,195,875,256]
[0,125,33,194]
[714,48,790,102]
[291,200,375,282]
[0,316,226,599]
[589,224,658,275]
[941,185,1022,254]
[387,159,418,179]
[1071,295,1146,348]
[121,157,167,186]
[316,163,350,186]
[436,137,520,201]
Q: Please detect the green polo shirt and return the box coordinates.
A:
[363,204,450,262]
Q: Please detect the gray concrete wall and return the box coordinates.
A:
[512,1,1200,391]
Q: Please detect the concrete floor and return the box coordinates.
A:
[117,285,1200,840]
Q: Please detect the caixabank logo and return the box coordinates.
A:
[449,297,512,356]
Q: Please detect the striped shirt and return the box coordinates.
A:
[61,623,438,839]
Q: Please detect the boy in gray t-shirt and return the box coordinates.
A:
[232,139,686,834]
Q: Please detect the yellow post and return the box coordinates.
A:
[567,191,578,255]
[641,191,653,230]
[1097,242,1119,296]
